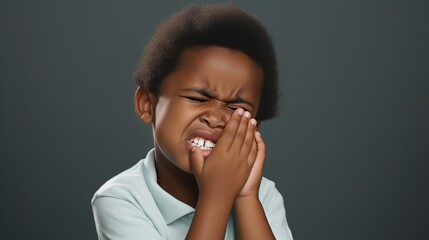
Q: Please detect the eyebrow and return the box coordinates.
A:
[180,88,254,108]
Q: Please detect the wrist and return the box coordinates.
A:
[187,193,235,240]
[199,186,238,203]
[233,194,260,208]
[198,190,235,210]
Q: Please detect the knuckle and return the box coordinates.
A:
[241,116,250,123]
[225,119,238,129]
[224,130,234,136]
[244,139,253,148]
[230,114,241,122]
[249,149,257,158]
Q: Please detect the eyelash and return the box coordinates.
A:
[186,96,208,102]
[227,106,239,111]
[184,96,249,113]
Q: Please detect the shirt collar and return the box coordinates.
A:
[142,149,195,224]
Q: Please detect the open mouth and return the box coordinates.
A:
[189,137,216,150]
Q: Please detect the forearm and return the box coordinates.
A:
[186,195,234,240]
[234,196,275,240]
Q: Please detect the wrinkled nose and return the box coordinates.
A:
[199,105,230,129]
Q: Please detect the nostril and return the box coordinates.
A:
[202,119,210,125]
[200,117,210,126]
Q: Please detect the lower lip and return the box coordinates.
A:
[186,141,213,158]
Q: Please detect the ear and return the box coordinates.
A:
[134,86,155,124]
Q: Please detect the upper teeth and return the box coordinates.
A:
[191,137,215,150]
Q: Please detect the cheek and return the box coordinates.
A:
[154,98,199,137]
[154,96,171,127]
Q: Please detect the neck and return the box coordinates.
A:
[154,152,199,208]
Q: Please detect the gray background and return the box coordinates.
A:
[1,0,428,239]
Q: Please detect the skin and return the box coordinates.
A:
[135,46,275,240]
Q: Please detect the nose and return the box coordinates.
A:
[199,105,230,129]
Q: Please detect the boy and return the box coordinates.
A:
[92,4,293,240]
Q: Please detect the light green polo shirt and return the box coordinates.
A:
[92,149,293,240]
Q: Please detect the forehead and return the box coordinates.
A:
[161,46,263,99]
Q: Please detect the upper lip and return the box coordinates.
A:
[188,129,221,143]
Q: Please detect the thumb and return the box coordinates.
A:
[189,147,204,177]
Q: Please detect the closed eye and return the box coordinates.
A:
[228,106,239,111]
[184,96,208,102]
[227,105,251,113]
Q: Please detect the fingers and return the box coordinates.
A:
[189,147,204,177]
[217,108,258,157]
[215,108,244,150]
[246,130,264,167]
[231,110,252,151]
[240,118,257,155]
[254,131,266,165]
[247,137,258,166]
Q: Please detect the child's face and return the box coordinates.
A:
[148,46,263,174]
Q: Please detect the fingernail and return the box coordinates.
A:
[191,146,197,152]
[256,131,261,137]
[250,119,257,125]
[237,108,244,115]
[244,111,251,118]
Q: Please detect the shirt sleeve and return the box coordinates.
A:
[260,179,294,240]
[92,196,164,240]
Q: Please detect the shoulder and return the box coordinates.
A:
[92,149,158,204]
[259,177,294,239]
[259,176,283,204]
[92,160,146,203]
[91,154,158,214]
[91,154,167,239]
[258,177,288,213]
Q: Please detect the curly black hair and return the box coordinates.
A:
[133,4,279,121]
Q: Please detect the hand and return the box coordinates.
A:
[237,131,266,199]
[189,108,258,202]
